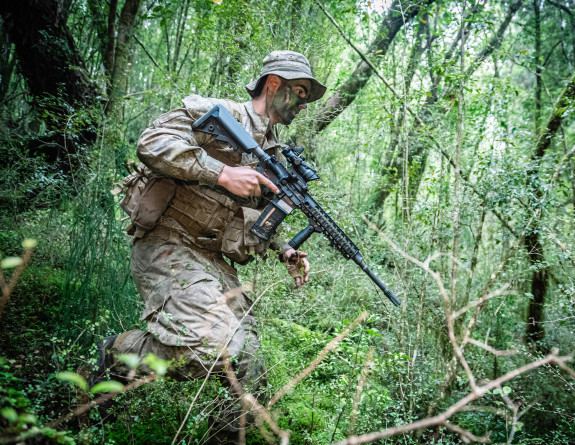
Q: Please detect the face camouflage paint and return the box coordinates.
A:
[271,79,310,125]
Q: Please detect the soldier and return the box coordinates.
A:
[93,50,326,443]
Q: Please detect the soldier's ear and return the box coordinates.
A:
[268,75,281,91]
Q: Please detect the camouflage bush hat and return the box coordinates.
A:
[246,50,327,103]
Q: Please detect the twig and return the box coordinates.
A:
[444,421,490,444]
[172,282,280,444]
[459,405,510,420]
[238,400,247,445]
[450,284,514,320]
[425,144,575,415]
[46,373,157,429]
[556,358,575,379]
[313,0,400,97]
[332,352,572,444]
[348,347,375,435]
[0,247,34,321]
[361,216,478,389]
[223,357,290,444]
[466,338,518,357]
[267,312,369,409]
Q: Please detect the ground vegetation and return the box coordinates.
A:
[0,0,574,443]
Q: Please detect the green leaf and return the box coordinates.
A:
[56,371,88,392]
[1,407,18,422]
[18,413,37,424]
[143,353,169,376]
[502,386,512,395]
[1,257,23,269]
[118,354,140,368]
[91,380,125,394]
[22,238,37,249]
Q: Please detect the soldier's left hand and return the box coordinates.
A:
[283,248,310,288]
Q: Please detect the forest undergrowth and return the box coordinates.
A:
[1,155,573,444]
[1,0,575,443]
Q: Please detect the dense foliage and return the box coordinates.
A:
[0,0,574,443]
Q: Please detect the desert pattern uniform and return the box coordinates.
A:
[111,95,282,437]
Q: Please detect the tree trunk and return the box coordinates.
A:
[172,0,190,73]
[0,23,17,104]
[313,0,434,134]
[104,0,119,81]
[105,0,142,120]
[373,0,523,208]
[0,0,98,171]
[524,64,575,348]
[525,0,547,348]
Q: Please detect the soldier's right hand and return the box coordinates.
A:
[217,165,279,197]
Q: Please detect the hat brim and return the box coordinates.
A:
[246,71,327,103]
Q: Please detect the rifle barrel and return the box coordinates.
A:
[353,255,401,306]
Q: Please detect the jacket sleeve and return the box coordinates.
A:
[137,108,225,188]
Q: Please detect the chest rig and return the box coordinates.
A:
[116,99,278,263]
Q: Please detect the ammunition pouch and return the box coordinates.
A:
[113,165,270,261]
[221,207,268,264]
[165,185,268,263]
[112,167,176,238]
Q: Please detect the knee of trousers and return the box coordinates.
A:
[112,329,261,381]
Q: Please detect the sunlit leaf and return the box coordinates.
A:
[1,257,23,269]
[118,354,140,368]
[1,407,18,423]
[22,239,38,249]
[91,380,125,394]
[56,371,88,392]
[143,353,169,376]
[18,413,37,424]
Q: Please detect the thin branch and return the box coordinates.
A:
[46,372,157,429]
[267,311,369,409]
[547,0,573,15]
[361,216,477,389]
[450,284,514,320]
[555,358,575,378]
[444,421,491,443]
[223,357,290,444]
[348,347,375,435]
[172,282,276,444]
[333,352,572,445]
[466,338,518,357]
[459,405,510,420]
[0,248,34,321]
[313,0,402,97]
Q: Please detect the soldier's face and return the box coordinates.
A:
[271,79,311,125]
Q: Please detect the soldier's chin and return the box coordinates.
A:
[281,113,295,125]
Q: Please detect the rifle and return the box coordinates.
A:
[193,105,401,306]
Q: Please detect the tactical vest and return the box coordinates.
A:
[113,99,277,264]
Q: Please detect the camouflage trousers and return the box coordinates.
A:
[112,229,266,440]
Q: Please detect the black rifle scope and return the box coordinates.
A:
[282,143,319,183]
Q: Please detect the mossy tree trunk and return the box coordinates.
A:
[102,0,142,173]
[0,0,98,172]
[525,70,575,348]
[312,0,435,134]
